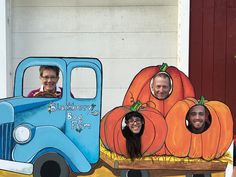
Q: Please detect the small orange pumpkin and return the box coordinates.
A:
[122,63,195,116]
[165,97,233,160]
[100,101,167,158]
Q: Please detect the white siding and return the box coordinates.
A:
[0,1,7,98]
[13,0,177,7]
[177,0,190,76]
[0,0,12,98]
[13,6,177,33]
[12,0,178,115]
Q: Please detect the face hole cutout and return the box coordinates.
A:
[24,66,62,98]
[150,72,173,100]
[71,67,96,99]
[121,111,145,137]
[186,104,212,134]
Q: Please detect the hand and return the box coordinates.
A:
[33,91,61,98]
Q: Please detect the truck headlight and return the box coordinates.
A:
[13,124,32,144]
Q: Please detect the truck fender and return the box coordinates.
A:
[12,126,91,173]
[0,102,14,124]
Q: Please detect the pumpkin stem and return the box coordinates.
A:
[160,63,168,72]
[199,96,205,105]
[130,100,142,111]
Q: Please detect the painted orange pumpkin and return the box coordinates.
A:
[100,102,167,158]
[165,97,233,160]
[122,63,195,117]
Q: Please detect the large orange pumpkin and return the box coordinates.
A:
[165,97,233,160]
[100,102,167,158]
[122,63,195,117]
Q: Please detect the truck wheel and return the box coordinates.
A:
[120,170,149,177]
[33,153,69,177]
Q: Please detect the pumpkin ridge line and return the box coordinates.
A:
[113,109,129,154]
[178,70,185,100]
[147,93,157,110]
[141,108,167,155]
[138,78,153,103]
[199,132,203,160]
[141,113,157,155]
[189,132,194,157]
[128,91,135,104]
[143,109,167,155]
[185,97,197,104]
[205,103,221,158]
[182,99,193,108]
[161,99,164,117]
[114,112,126,155]
[117,127,125,156]
[182,99,193,157]
[102,108,116,148]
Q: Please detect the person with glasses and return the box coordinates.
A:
[122,111,145,160]
[27,65,62,98]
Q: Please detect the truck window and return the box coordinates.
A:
[71,67,96,98]
[23,66,63,97]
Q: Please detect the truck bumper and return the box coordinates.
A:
[0,159,33,174]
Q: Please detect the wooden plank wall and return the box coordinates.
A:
[189,0,236,133]
[190,0,227,101]
[12,0,178,115]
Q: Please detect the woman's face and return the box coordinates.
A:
[40,69,59,92]
[126,116,143,134]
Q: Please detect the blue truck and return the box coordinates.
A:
[0,57,102,176]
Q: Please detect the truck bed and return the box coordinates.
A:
[100,143,230,176]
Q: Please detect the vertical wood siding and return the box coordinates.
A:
[189,0,236,134]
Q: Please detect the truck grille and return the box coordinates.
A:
[0,123,14,160]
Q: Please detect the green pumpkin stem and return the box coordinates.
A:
[199,96,205,105]
[130,100,142,111]
[160,63,168,72]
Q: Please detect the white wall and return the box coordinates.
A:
[0,1,7,98]
[0,0,13,98]
[177,0,190,76]
[12,0,178,115]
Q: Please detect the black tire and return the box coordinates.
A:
[120,169,149,177]
[33,153,69,177]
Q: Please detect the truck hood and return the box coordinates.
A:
[0,97,58,113]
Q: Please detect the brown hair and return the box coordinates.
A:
[39,65,60,77]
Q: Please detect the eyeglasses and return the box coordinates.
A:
[41,76,58,80]
[127,118,142,125]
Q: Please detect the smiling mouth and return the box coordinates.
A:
[132,126,141,131]
[193,120,203,123]
[46,84,54,86]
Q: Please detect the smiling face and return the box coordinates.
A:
[151,75,171,100]
[188,105,207,132]
[126,116,143,134]
[40,69,59,93]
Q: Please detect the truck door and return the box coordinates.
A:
[14,58,67,129]
[65,59,102,164]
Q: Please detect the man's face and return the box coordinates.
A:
[126,116,143,134]
[152,76,171,100]
[40,69,59,92]
[189,105,206,130]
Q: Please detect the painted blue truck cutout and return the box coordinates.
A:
[0,57,102,176]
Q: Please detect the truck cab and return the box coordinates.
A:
[0,57,102,177]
